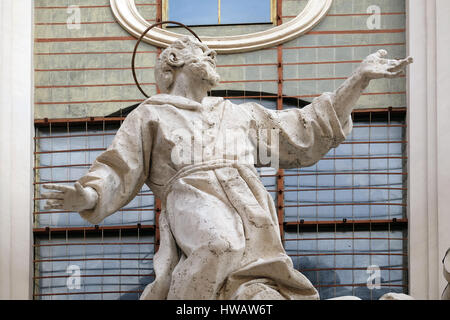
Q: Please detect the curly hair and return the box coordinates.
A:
[154,36,214,93]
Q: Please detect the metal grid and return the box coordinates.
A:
[282,109,408,300]
[33,120,155,299]
[34,230,154,300]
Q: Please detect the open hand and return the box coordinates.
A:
[359,49,413,80]
[42,182,98,212]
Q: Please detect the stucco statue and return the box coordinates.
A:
[42,36,413,300]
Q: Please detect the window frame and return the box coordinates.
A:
[32,94,409,300]
[110,0,333,54]
[161,0,277,27]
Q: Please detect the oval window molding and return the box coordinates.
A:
[110,0,332,54]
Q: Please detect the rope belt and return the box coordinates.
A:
[161,159,258,205]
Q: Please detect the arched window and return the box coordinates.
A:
[163,0,275,26]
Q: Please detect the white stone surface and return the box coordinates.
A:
[443,286,450,300]
[330,293,415,300]
[43,37,411,300]
[379,293,415,300]
[407,0,450,299]
[327,296,362,300]
[0,0,33,300]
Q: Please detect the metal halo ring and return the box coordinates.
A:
[132,21,203,98]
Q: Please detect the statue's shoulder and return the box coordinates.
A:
[120,99,160,123]
[232,100,269,114]
[142,94,204,112]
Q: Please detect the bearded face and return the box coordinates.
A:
[183,47,221,89]
[155,37,221,94]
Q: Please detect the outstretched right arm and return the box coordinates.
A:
[42,105,155,224]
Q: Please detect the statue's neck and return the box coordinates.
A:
[168,72,209,103]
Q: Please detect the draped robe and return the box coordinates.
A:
[77,93,352,300]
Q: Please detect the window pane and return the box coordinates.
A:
[35,234,154,300]
[284,230,408,300]
[169,0,218,25]
[221,0,272,24]
[284,119,406,222]
[35,125,154,228]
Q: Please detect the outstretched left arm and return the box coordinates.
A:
[331,49,413,123]
[241,50,413,169]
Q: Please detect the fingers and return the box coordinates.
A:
[365,50,387,63]
[363,50,413,80]
[366,49,389,64]
[383,70,405,79]
[42,184,73,209]
[370,50,413,65]
[43,184,72,192]
[41,192,65,200]
[74,182,84,193]
[388,56,414,72]
[43,199,64,210]
[375,49,388,58]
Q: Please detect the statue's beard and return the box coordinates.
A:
[185,59,221,88]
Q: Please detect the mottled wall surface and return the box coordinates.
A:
[34,0,406,119]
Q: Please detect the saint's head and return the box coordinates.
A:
[155,36,220,96]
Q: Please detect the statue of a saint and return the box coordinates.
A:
[42,36,412,300]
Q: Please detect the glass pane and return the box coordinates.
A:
[169,0,218,25]
[284,119,406,222]
[35,125,155,228]
[35,234,155,300]
[221,0,272,24]
[284,230,408,300]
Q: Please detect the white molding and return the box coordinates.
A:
[0,0,34,299]
[407,0,450,300]
[110,0,332,53]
